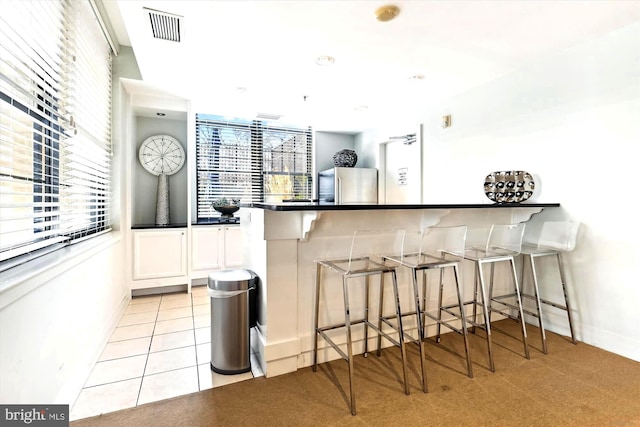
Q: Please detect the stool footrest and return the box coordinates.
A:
[317,318,368,334]
[490,295,523,314]
[489,305,523,322]
[492,293,517,301]
[439,306,462,319]
[317,330,349,361]
[379,315,421,345]
[368,321,402,348]
[423,312,466,336]
[444,301,490,329]
[316,318,402,357]
[521,293,569,311]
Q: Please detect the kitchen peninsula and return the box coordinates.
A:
[239,202,560,378]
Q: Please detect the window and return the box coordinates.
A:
[0,0,112,267]
[195,114,312,219]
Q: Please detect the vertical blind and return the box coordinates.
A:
[195,114,312,219]
[0,0,112,265]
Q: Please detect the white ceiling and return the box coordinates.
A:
[105,0,640,133]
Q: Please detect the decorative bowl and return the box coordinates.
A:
[332,149,358,167]
[213,205,239,217]
[484,171,535,203]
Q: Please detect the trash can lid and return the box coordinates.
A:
[208,269,257,292]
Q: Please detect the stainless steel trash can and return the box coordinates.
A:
[207,269,258,374]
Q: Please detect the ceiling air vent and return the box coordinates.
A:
[145,8,182,42]
[256,113,283,121]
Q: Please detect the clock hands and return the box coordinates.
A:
[139,135,185,176]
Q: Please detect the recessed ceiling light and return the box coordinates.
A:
[256,112,283,120]
[235,86,247,93]
[375,5,400,22]
[315,55,335,66]
[354,105,368,112]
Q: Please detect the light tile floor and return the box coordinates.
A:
[70,285,262,421]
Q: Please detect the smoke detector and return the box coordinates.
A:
[375,5,400,22]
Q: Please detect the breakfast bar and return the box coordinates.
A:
[239,202,560,378]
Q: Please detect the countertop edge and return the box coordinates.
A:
[242,203,560,212]
[131,224,188,230]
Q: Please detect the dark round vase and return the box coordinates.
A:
[332,149,358,167]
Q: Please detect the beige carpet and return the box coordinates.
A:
[71,320,640,427]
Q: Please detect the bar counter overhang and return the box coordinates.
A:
[238,202,561,378]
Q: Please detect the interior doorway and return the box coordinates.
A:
[381,130,422,204]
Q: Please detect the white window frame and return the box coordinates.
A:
[195,114,313,219]
[0,0,113,271]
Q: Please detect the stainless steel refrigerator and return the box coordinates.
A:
[318,167,378,205]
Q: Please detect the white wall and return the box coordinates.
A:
[0,47,138,405]
[0,237,129,404]
[315,131,356,172]
[418,23,639,360]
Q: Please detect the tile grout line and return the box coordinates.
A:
[191,291,203,392]
[134,294,162,407]
[74,290,258,419]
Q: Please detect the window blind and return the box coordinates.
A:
[195,114,312,219]
[0,0,112,265]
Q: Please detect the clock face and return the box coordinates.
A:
[138,135,185,176]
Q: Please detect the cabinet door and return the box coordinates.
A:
[133,229,186,280]
[223,226,243,268]
[191,226,222,272]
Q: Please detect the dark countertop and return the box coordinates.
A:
[131,223,187,229]
[192,218,240,225]
[132,221,241,229]
[243,202,560,212]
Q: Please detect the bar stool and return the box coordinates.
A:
[312,229,410,415]
[448,223,530,372]
[382,225,473,383]
[519,221,580,353]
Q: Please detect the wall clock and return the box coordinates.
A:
[138,134,185,225]
[138,134,185,176]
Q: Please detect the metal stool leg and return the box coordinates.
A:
[421,269,427,339]
[471,265,479,334]
[487,261,496,325]
[509,257,530,359]
[410,267,428,393]
[376,272,384,356]
[526,254,548,354]
[363,274,370,356]
[435,267,445,342]
[556,253,577,344]
[342,275,357,416]
[390,270,410,395]
[453,263,474,378]
[476,260,496,372]
[313,263,322,372]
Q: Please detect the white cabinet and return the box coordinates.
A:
[132,229,187,287]
[223,226,243,268]
[191,225,242,277]
[191,226,223,271]
[130,226,242,291]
